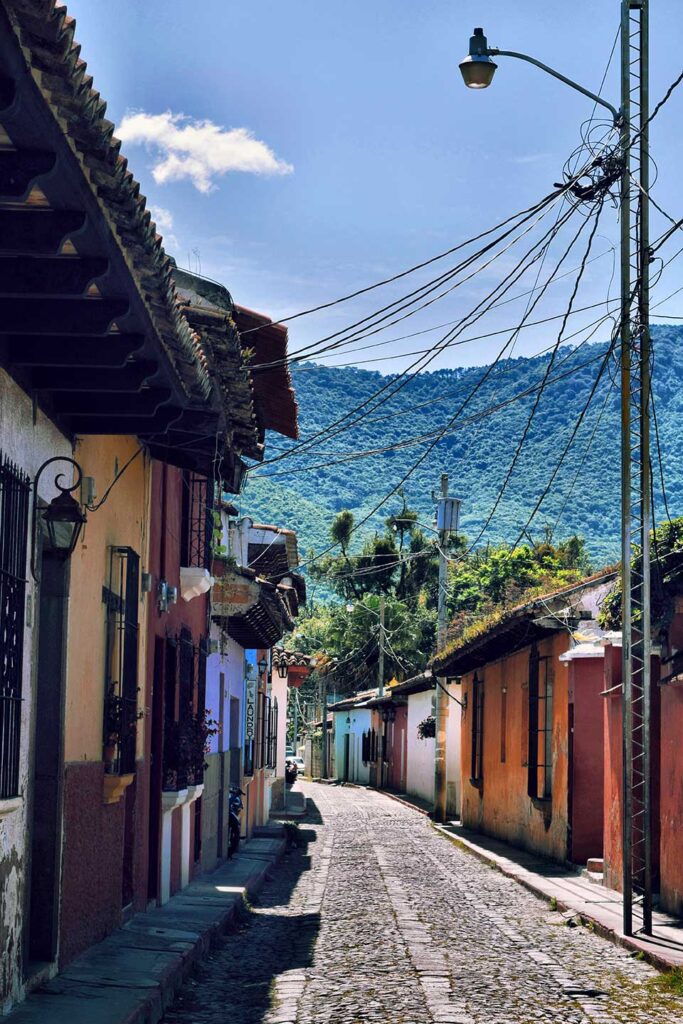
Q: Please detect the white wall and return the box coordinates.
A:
[333,708,372,785]
[406,689,435,804]
[445,681,462,818]
[0,369,72,1011]
[206,632,245,756]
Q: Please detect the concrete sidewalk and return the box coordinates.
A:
[10,828,287,1024]
[435,821,683,972]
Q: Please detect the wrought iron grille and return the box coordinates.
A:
[180,472,213,569]
[162,631,209,790]
[103,547,140,776]
[527,652,553,800]
[0,453,30,800]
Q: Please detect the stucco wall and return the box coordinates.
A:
[565,655,605,863]
[58,435,152,964]
[0,369,71,1012]
[460,633,571,863]
[406,689,435,804]
[66,435,151,762]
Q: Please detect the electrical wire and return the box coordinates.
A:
[240,185,571,339]
[253,199,585,472]
[463,200,606,551]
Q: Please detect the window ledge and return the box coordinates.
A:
[0,796,22,818]
[103,773,135,805]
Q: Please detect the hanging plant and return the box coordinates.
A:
[417,715,436,740]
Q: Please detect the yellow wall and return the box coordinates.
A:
[64,436,151,762]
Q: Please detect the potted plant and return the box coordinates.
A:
[103,684,144,772]
[417,715,436,740]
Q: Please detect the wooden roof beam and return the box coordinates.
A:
[0,254,108,294]
[0,208,85,254]
[29,360,157,392]
[0,149,56,198]
[0,295,128,333]
[7,332,145,367]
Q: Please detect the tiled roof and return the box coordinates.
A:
[3,0,212,404]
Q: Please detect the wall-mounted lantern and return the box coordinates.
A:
[276,657,289,679]
[257,656,268,676]
[31,456,87,580]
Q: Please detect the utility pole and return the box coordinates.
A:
[434,473,459,822]
[378,594,385,698]
[620,0,652,938]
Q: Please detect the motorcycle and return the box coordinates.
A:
[228,785,244,858]
[285,758,297,785]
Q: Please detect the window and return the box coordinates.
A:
[0,454,30,799]
[470,674,484,784]
[180,472,213,569]
[528,649,553,800]
[266,697,278,769]
[102,546,140,776]
[362,728,378,764]
[162,631,208,790]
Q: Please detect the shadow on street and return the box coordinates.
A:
[162,805,323,1024]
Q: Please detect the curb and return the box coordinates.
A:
[432,823,678,974]
[9,836,287,1024]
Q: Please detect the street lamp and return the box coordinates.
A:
[31,456,87,580]
[459,28,498,89]
[257,656,268,676]
[276,658,289,680]
[458,8,651,939]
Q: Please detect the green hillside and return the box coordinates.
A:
[241,325,683,568]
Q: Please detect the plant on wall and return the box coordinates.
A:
[417,715,436,740]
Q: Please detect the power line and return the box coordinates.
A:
[465,199,606,551]
[254,199,585,472]
[240,186,569,340]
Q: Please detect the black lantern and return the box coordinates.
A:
[42,488,87,556]
[276,657,289,679]
[31,457,86,580]
[257,657,268,676]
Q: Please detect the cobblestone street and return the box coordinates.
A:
[163,784,683,1024]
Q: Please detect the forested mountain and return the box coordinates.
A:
[241,325,683,569]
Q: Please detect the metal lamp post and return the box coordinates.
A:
[459,3,652,936]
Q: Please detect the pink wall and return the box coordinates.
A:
[567,657,605,863]
[386,706,408,791]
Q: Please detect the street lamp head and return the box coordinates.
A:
[459,28,497,89]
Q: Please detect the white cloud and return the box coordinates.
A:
[118,110,293,193]
[148,204,179,252]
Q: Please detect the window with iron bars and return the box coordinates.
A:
[528,649,553,801]
[470,674,484,784]
[255,692,277,771]
[0,453,30,800]
[102,547,140,776]
[180,472,213,570]
[162,631,209,790]
[362,728,378,764]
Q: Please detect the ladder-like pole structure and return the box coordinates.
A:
[620,0,652,938]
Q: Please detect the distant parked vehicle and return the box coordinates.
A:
[291,756,305,773]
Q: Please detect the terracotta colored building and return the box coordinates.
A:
[434,574,615,864]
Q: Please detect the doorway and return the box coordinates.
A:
[25,551,68,969]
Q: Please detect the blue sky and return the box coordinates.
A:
[67,1,683,372]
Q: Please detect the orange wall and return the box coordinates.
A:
[65,435,151,762]
[460,632,571,862]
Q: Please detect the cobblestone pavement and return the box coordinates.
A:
[163,784,683,1024]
